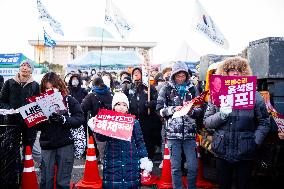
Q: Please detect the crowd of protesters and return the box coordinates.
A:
[0,56,283,189]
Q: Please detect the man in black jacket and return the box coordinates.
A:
[0,59,40,187]
[123,67,162,159]
[81,77,113,164]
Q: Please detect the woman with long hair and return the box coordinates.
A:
[37,72,84,189]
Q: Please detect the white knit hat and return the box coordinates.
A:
[112,92,129,110]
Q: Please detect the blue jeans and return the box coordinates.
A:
[168,139,198,189]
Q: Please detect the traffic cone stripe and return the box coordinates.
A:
[165,144,168,148]
[86,156,97,161]
[25,155,33,160]
[163,155,170,160]
[88,144,95,148]
[76,136,102,189]
[23,167,35,173]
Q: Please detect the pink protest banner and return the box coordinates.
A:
[19,102,48,127]
[94,109,136,141]
[209,75,257,109]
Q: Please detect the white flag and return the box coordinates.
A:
[192,0,229,49]
[37,0,64,36]
[105,0,133,39]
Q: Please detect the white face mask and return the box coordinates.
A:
[72,79,79,86]
[114,102,128,114]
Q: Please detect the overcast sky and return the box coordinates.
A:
[0,0,283,63]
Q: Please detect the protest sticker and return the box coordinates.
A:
[36,90,66,117]
[94,109,135,141]
[19,102,48,127]
[209,75,257,110]
[172,91,208,118]
[271,111,284,133]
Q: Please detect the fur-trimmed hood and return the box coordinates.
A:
[215,56,252,76]
[13,73,35,87]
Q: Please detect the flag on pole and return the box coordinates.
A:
[192,0,229,49]
[44,29,56,48]
[37,0,64,36]
[105,0,133,39]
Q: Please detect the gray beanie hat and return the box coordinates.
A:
[20,59,34,71]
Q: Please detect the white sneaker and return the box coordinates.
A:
[159,162,163,169]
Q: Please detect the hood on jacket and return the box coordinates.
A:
[68,74,83,87]
[216,56,252,76]
[13,73,35,87]
[170,61,189,83]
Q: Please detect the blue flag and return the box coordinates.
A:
[44,30,56,47]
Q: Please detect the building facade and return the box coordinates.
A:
[28,40,157,68]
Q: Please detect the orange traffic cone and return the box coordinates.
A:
[76,136,102,189]
[21,146,39,189]
[157,140,173,189]
[183,135,217,188]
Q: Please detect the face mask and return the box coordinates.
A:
[72,79,79,86]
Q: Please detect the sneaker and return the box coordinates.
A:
[159,162,163,169]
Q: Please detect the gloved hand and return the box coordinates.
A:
[140,157,153,172]
[49,112,65,125]
[88,117,98,131]
[220,104,232,120]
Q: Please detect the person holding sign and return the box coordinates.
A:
[156,61,202,189]
[35,72,84,189]
[88,92,153,189]
[0,59,40,186]
[204,57,270,189]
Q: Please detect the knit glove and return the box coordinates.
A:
[140,157,153,172]
[88,117,98,131]
[49,112,66,125]
[220,104,232,120]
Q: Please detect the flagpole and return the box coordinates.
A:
[37,34,41,63]
[99,29,105,71]
[99,0,108,71]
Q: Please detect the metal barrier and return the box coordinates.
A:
[0,124,22,189]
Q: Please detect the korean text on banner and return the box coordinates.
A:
[209,75,257,110]
[271,111,284,133]
[19,102,48,127]
[94,109,135,141]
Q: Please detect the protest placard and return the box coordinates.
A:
[271,111,284,133]
[209,75,257,109]
[93,109,135,141]
[19,102,48,127]
[172,91,208,118]
[36,90,66,117]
